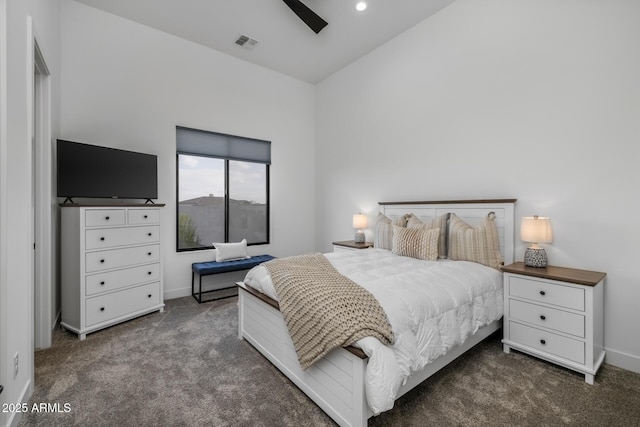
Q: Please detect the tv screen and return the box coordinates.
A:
[57,140,158,201]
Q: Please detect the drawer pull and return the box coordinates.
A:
[147,252,152,256]
[147,271,152,275]
[540,315,546,320]
[100,281,105,286]
[100,237,105,241]
[539,290,546,296]
[100,259,105,263]
[105,216,110,221]
[100,307,105,312]
[540,339,546,345]
[148,233,152,236]
[144,215,148,219]
[148,294,152,298]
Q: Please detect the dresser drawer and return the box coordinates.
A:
[509,299,585,338]
[509,276,584,311]
[85,225,159,249]
[85,244,160,273]
[510,321,585,364]
[85,209,126,227]
[86,263,160,296]
[85,282,161,327]
[128,209,160,225]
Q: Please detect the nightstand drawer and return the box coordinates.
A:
[509,299,585,337]
[510,321,585,364]
[510,276,584,311]
[332,240,373,252]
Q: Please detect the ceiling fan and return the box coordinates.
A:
[282,0,328,34]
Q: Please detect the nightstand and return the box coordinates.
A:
[502,262,606,384]
[332,240,373,252]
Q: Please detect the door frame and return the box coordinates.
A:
[0,0,10,425]
[31,35,53,351]
[0,0,8,422]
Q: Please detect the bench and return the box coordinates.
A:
[191,254,275,303]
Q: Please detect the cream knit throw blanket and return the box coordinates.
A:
[264,253,394,370]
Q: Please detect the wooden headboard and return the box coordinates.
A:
[379,199,517,265]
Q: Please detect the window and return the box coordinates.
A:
[176,126,270,251]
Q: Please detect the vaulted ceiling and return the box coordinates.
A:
[73,0,456,83]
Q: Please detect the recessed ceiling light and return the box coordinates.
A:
[356,1,367,12]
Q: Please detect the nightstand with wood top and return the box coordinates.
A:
[501,262,606,384]
[332,240,374,252]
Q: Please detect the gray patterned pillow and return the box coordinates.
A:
[407,213,450,259]
[392,225,440,261]
[448,213,502,269]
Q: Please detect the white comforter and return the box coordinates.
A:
[243,249,503,414]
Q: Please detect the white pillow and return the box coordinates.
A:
[213,239,251,262]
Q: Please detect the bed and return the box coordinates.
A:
[237,199,516,427]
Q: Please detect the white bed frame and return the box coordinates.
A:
[237,199,516,427]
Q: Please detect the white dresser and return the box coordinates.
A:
[502,262,606,384]
[61,205,165,340]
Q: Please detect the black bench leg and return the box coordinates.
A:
[192,271,202,304]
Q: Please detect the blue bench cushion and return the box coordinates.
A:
[192,254,275,275]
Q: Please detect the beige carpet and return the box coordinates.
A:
[19,296,640,427]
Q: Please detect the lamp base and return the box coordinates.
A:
[524,247,547,267]
[354,229,365,243]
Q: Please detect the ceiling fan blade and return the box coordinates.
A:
[282,0,328,34]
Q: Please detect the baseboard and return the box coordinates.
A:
[163,287,191,300]
[7,379,31,427]
[604,347,640,374]
[51,310,61,333]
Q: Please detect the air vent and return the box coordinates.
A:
[235,35,258,49]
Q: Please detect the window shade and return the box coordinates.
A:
[176,126,271,164]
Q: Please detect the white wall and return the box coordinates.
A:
[316,0,640,373]
[1,0,60,424]
[59,0,317,299]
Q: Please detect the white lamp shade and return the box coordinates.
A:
[520,216,552,243]
[352,214,368,229]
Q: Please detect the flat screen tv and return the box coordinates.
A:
[57,139,158,202]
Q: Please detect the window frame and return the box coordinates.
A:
[176,127,270,252]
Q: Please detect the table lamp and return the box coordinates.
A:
[353,213,367,243]
[521,215,552,267]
